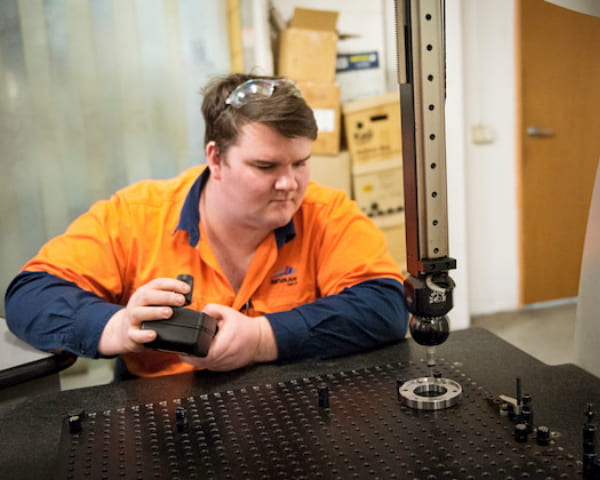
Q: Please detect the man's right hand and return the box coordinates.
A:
[97,278,191,356]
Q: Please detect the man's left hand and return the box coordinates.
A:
[179,304,278,371]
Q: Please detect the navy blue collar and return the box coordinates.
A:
[174,168,296,248]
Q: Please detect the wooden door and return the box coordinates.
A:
[517,0,600,304]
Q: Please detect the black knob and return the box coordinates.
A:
[514,423,528,443]
[536,425,550,446]
[318,384,330,408]
[67,410,85,434]
[176,406,188,432]
[522,405,534,433]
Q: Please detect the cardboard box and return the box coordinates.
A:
[278,8,338,83]
[342,92,402,165]
[352,158,404,218]
[299,82,341,155]
[373,214,407,271]
[310,151,351,196]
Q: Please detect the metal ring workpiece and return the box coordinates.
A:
[399,376,462,410]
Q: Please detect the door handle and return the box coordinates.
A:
[527,126,555,137]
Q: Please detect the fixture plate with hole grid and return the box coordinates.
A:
[54,360,581,480]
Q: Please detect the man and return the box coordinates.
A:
[5,73,408,378]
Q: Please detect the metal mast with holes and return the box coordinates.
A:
[395,0,460,410]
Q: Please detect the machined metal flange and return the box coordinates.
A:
[399,376,462,410]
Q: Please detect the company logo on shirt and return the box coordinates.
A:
[271,266,297,285]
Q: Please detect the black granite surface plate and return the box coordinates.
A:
[54,359,580,480]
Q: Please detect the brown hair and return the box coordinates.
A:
[201,73,318,155]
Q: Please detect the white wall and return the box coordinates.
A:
[575,160,600,377]
[461,0,519,314]
[444,1,471,328]
[256,0,520,319]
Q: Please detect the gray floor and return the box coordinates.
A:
[471,299,577,366]
[60,357,115,390]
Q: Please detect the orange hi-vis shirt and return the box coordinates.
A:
[11,166,407,377]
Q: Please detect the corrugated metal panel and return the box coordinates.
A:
[0,0,230,314]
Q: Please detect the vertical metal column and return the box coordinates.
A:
[396,0,455,276]
[395,1,460,410]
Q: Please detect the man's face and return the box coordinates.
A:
[212,122,312,232]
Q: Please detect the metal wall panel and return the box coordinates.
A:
[0,0,230,315]
[575,158,600,378]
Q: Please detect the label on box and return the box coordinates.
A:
[336,51,379,73]
[313,108,336,132]
[352,164,404,218]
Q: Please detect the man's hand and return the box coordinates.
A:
[180,304,278,371]
[97,278,191,356]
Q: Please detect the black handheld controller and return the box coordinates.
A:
[141,274,217,357]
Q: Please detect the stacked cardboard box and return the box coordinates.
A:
[342,91,406,270]
[310,151,351,197]
[342,91,402,165]
[278,8,341,155]
[373,213,406,273]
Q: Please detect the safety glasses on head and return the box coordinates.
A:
[225,78,303,109]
